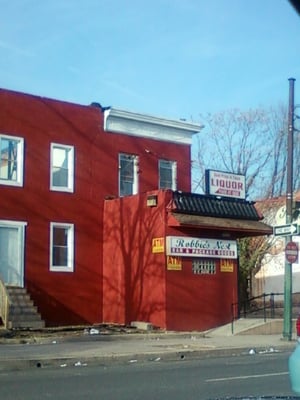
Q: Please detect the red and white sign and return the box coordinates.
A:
[285,241,299,264]
[205,169,246,200]
[166,236,237,259]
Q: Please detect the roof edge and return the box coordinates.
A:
[104,108,203,145]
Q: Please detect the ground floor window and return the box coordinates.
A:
[192,259,216,275]
[50,222,74,272]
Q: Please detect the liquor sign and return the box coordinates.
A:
[166,236,237,259]
[205,169,246,200]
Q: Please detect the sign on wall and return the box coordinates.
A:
[220,259,235,272]
[205,169,246,200]
[166,236,237,259]
[152,237,164,253]
[167,256,182,270]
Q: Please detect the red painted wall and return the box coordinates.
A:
[0,88,192,326]
[165,222,238,331]
[165,258,238,331]
[103,190,238,332]
[103,191,168,328]
[0,89,106,325]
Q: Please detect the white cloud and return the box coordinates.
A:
[0,40,34,57]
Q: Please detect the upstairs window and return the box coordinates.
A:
[119,153,138,197]
[0,134,24,187]
[50,222,74,272]
[50,143,74,192]
[159,159,177,190]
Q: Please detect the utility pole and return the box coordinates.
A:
[283,77,296,341]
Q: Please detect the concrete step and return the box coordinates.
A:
[6,287,28,296]
[8,293,33,301]
[4,285,45,330]
[8,320,45,329]
[6,286,26,292]
[9,313,43,322]
[9,305,38,314]
[8,299,34,308]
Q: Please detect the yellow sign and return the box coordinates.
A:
[220,259,234,272]
[152,237,164,253]
[167,256,182,270]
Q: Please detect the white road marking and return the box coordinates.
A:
[206,371,289,382]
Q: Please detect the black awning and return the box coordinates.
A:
[168,213,273,238]
[171,191,261,221]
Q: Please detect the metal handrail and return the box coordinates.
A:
[231,291,300,334]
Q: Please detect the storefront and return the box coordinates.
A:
[103,189,272,331]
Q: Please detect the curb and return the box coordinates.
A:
[0,328,208,345]
[0,344,295,372]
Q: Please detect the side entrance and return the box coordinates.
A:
[0,220,26,287]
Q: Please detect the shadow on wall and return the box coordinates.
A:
[103,193,166,327]
[26,281,99,327]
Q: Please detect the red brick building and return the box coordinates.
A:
[0,88,272,331]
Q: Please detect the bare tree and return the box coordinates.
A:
[192,105,292,200]
[238,234,273,304]
[192,105,296,306]
[262,105,287,198]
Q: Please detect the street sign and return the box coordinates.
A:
[273,223,299,237]
[285,241,299,263]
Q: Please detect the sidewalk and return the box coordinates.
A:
[0,323,298,371]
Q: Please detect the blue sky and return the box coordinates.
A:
[1,0,300,121]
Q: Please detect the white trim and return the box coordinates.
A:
[50,222,74,272]
[0,220,27,227]
[50,143,74,193]
[0,134,24,187]
[104,108,202,145]
[172,162,177,190]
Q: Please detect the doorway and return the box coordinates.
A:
[0,221,26,286]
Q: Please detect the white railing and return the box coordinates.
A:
[0,276,10,329]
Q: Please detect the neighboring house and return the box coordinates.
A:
[253,193,300,298]
[0,88,272,331]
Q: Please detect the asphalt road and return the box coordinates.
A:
[0,351,297,400]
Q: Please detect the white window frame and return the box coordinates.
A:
[50,143,74,192]
[0,134,24,187]
[159,159,177,190]
[119,153,139,197]
[50,222,74,272]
